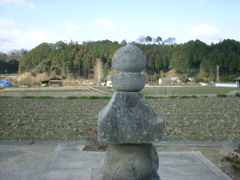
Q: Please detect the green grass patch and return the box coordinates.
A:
[67,96,78,99]
[88,96,110,99]
[37,96,54,99]
[22,96,37,99]
[169,96,178,98]
[146,96,166,99]
[67,96,111,100]
[180,95,198,98]
[22,96,111,100]
[191,95,198,98]
[216,94,227,98]
[0,96,11,98]
[141,86,239,95]
[180,96,191,98]
[236,93,240,97]
[79,96,110,99]
[22,96,54,99]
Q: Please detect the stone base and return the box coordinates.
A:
[100,144,160,180]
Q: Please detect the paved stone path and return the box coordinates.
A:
[0,141,232,180]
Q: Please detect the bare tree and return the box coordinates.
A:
[94,58,103,83]
[163,37,176,45]
[155,36,162,45]
[137,35,146,44]
[145,36,152,44]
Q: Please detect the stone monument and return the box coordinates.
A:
[98,44,165,180]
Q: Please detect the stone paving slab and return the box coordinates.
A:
[0,142,232,180]
[158,151,231,180]
[35,169,92,180]
[0,170,34,180]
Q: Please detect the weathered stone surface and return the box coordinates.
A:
[112,44,146,72]
[98,92,165,144]
[111,72,146,92]
[101,144,160,180]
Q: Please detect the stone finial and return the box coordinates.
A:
[111,44,147,92]
[112,44,146,72]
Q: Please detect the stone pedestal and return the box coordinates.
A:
[101,144,160,180]
[98,44,165,180]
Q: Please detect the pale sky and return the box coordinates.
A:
[0,0,240,52]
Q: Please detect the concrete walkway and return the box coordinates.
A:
[0,141,232,180]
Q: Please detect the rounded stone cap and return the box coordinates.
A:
[111,73,146,92]
[112,44,146,72]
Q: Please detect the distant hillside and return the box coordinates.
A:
[15,39,240,82]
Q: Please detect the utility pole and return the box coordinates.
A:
[5,69,7,75]
[216,65,219,82]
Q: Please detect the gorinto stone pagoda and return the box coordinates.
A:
[98,44,165,180]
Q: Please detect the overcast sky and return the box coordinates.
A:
[0,0,240,52]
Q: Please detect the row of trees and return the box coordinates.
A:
[14,39,240,81]
[137,39,240,81]
[19,40,120,78]
[137,35,176,45]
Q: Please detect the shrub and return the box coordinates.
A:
[195,77,205,83]
[180,76,189,83]
[236,93,240,97]
[221,144,240,172]
[82,127,107,151]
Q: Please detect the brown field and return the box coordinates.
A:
[0,96,239,143]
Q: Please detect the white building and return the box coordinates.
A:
[106,75,112,87]
[159,77,179,85]
[236,77,240,88]
[215,82,237,88]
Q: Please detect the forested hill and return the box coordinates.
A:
[18,39,240,81]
